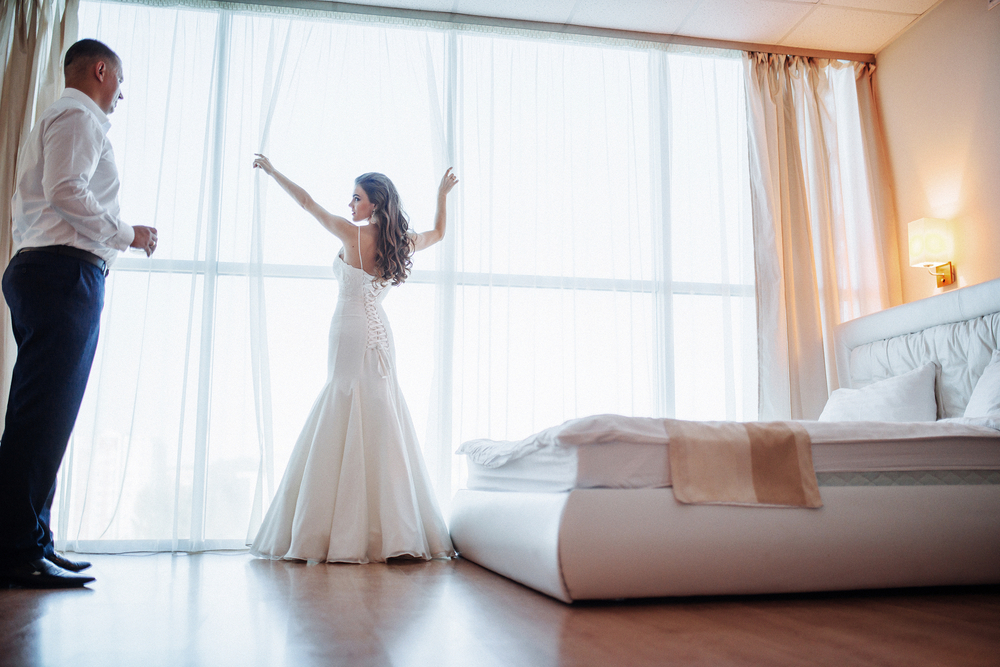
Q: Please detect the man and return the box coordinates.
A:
[0,39,157,588]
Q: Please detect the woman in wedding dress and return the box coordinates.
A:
[249,154,458,563]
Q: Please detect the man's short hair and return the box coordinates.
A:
[64,39,119,77]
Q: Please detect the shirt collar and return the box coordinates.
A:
[61,87,111,131]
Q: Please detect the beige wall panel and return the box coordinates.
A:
[876,0,1000,303]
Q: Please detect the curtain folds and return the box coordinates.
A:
[0,0,78,417]
[744,53,901,421]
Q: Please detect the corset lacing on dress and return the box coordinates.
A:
[357,226,391,378]
[364,282,391,379]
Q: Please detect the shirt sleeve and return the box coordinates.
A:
[40,108,135,251]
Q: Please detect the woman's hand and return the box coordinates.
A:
[253,153,275,176]
[252,153,355,243]
[413,168,458,252]
[438,167,459,198]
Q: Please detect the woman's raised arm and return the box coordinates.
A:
[410,168,458,252]
[253,154,355,242]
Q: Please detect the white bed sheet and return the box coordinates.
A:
[464,419,1000,493]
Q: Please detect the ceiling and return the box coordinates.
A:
[321,0,944,56]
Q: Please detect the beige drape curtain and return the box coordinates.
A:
[744,53,902,420]
[0,0,78,414]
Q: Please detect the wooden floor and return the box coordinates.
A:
[1,554,998,667]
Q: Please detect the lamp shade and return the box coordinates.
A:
[908,218,954,268]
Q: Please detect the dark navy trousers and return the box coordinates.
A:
[0,251,104,564]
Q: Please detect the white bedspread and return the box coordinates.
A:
[458,414,668,468]
[458,414,1000,493]
[458,414,1000,468]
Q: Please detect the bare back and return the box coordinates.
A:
[341,224,381,278]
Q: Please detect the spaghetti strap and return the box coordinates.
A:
[358,225,363,273]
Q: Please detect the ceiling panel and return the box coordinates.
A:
[781,4,917,52]
[820,0,938,12]
[346,0,458,13]
[678,0,814,44]
[569,0,701,35]
[318,0,942,54]
[453,0,577,24]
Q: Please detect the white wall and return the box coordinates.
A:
[876,0,1000,303]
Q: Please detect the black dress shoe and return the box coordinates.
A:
[45,551,92,572]
[0,558,95,589]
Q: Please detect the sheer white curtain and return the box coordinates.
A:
[744,53,902,421]
[54,0,756,553]
[60,1,448,552]
[451,39,756,450]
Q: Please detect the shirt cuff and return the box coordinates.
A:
[111,224,136,252]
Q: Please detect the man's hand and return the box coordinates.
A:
[131,225,158,257]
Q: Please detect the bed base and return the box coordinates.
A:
[450,486,1000,602]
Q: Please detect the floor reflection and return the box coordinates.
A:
[380,558,571,667]
[2,586,93,665]
[3,554,999,666]
[244,556,572,667]
[246,557,400,664]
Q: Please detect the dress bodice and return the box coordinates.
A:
[333,253,390,303]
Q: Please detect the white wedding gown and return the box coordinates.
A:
[250,250,455,563]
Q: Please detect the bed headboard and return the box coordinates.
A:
[834,278,1000,418]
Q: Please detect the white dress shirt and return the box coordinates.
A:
[11,88,135,266]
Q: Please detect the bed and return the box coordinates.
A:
[449,278,1000,602]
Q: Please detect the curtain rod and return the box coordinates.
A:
[131,0,877,63]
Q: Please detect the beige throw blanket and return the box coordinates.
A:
[666,420,822,508]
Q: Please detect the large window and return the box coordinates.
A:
[58,0,755,552]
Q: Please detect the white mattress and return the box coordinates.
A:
[451,485,1000,601]
[465,419,1000,492]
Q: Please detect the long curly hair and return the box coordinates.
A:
[356,173,412,286]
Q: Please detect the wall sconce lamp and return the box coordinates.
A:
[908,218,955,287]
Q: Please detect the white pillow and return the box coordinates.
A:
[819,363,938,422]
[964,349,1000,418]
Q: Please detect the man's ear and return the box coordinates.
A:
[95,60,106,82]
